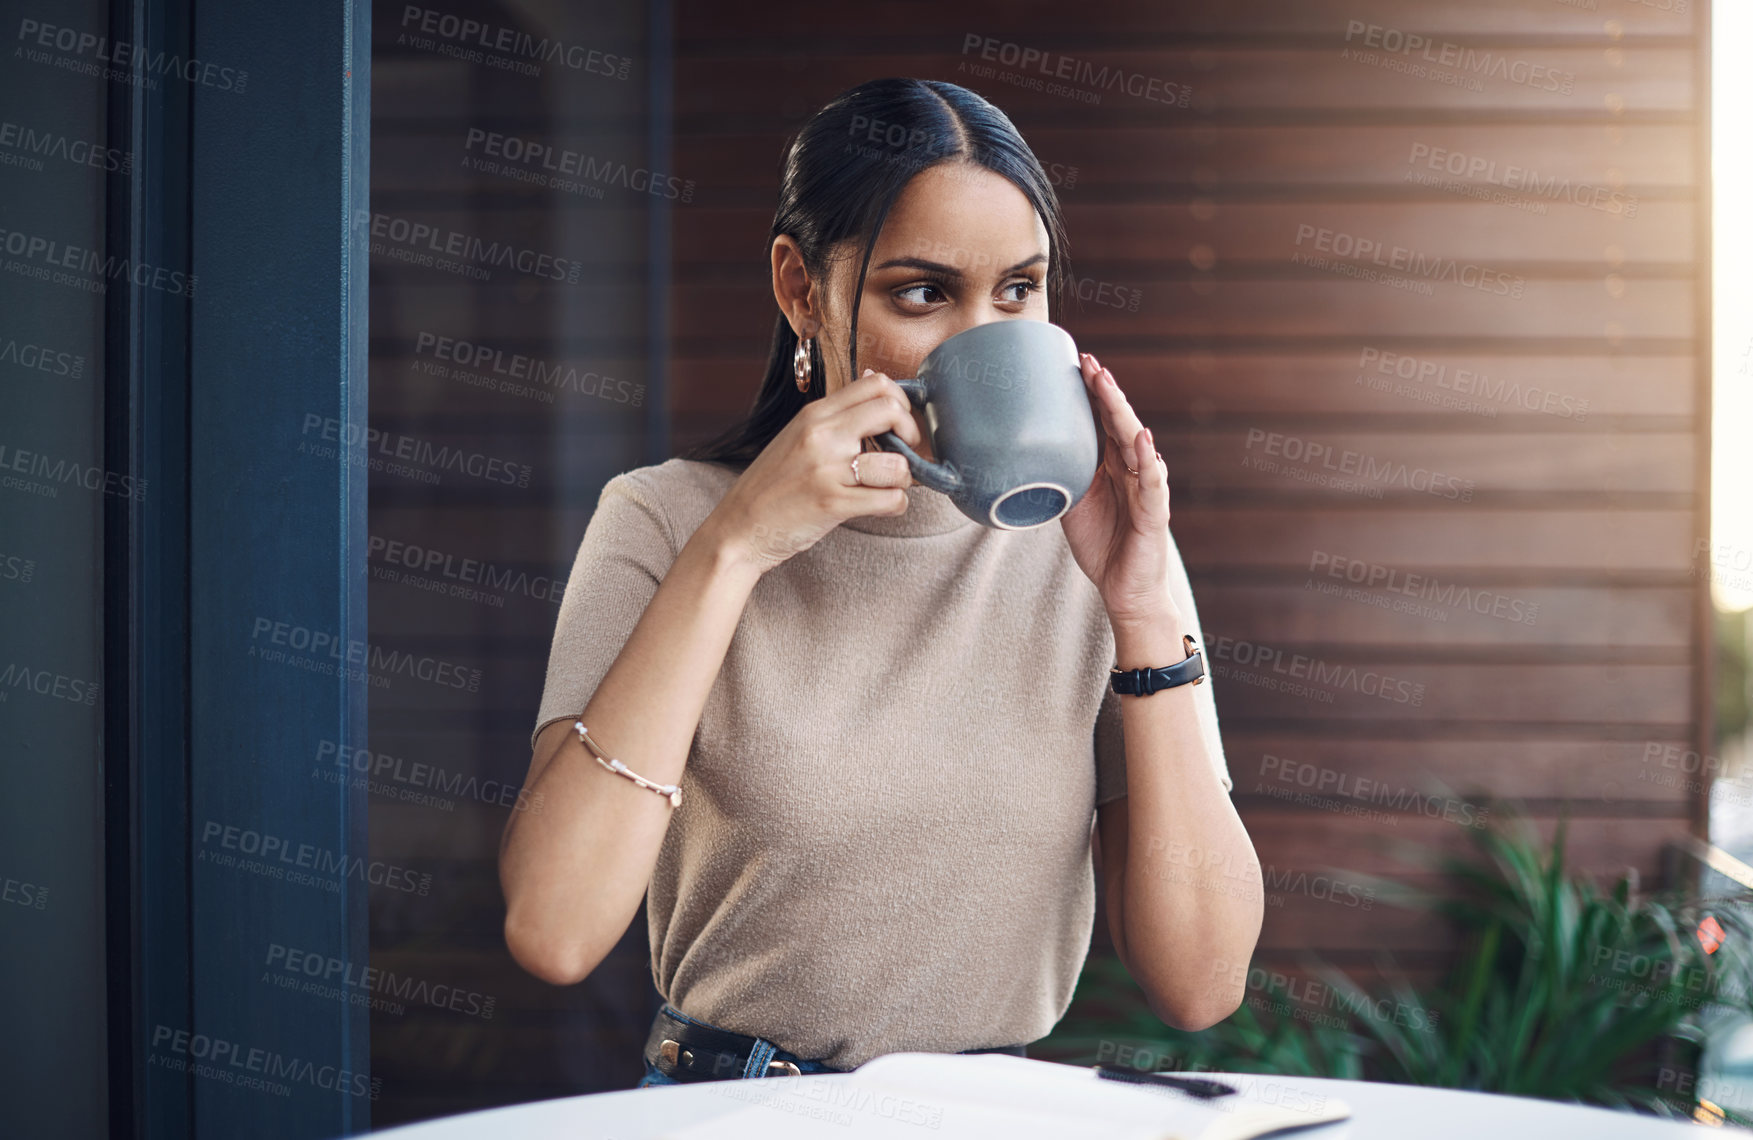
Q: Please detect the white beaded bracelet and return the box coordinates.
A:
[573,720,682,807]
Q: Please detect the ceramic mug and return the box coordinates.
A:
[872,320,1099,530]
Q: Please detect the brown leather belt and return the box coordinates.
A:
[642,1003,1026,1083]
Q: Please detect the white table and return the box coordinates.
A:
[364,1070,1714,1139]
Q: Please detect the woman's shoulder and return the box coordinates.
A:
[600,457,740,548]
[609,456,739,498]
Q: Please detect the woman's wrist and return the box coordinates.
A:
[684,515,773,592]
[1110,604,1190,670]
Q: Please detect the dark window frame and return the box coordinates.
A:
[104,2,373,1136]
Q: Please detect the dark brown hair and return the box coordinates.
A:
[679,77,1071,469]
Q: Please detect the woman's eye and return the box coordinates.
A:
[1001,280,1041,303]
[896,283,945,306]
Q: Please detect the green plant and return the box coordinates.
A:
[1321,812,1753,1120]
[1044,807,1753,1126]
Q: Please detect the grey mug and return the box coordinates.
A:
[873,320,1099,530]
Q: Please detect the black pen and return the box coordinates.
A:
[1092,1062,1238,1099]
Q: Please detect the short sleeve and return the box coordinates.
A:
[1092,528,1232,805]
[1093,684,1128,807]
[529,471,679,751]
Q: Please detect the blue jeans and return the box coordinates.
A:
[637,1055,845,1088]
[636,1003,847,1089]
[636,1002,1025,1089]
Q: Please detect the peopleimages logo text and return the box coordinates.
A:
[1342,21,1574,94]
[16,19,248,91]
[1207,634,1427,706]
[414,332,644,407]
[1308,549,1539,625]
[266,942,496,1019]
[353,210,582,284]
[1405,143,1637,218]
[0,661,100,705]
[149,1025,379,1099]
[398,5,630,78]
[1293,224,1524,299]
[959,33,1191,106]
[0,227,195,296]
[249,616,484,692]
[0,335,84,378]
[463,129,694,202]
[299,415,532,488]
[1356,348,1589,421]
[369,532,567,606]
[199,821,432,895]
[0,443,147,500]
[0,121,131,173]
[1243,429,1476,501]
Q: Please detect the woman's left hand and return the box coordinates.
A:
[1061,352,1177,628]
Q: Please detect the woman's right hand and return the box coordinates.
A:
[706,369,925,575]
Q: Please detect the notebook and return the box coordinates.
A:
[654,1051,1351,1140]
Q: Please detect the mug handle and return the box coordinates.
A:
[872,378,962,494]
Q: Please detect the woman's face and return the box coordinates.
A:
[812,162,1052,457]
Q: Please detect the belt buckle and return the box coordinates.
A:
[665,1035,801,1079]
[659,1038,712,1076]
[659,1039,715,1073]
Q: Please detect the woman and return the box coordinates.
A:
[499,77,1263,1089]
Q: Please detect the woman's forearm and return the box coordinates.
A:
[1110,611,1264,1029]
[500,519,764,986]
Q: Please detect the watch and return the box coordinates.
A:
[1110,635,1206,696]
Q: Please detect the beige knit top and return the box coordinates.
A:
[531,457,1231,1070]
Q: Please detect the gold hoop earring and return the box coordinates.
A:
[793,336,813,393]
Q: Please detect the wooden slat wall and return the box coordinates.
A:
[362,0,1711,1123]
[666,0,1710,1024]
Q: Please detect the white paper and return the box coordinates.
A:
[654,1052,1350,1140]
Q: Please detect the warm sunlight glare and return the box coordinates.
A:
[1715,2,1753,612]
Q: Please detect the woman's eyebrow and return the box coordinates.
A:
[872,253,1048,279]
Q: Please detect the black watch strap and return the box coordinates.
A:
[1111,635,1206,696]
